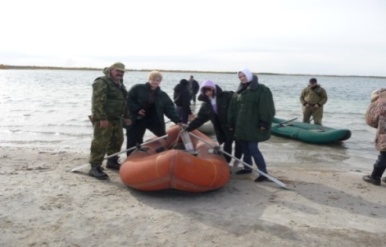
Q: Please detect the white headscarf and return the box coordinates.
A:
[238,68,253,82]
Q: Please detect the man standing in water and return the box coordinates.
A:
[189,75,200,104]
[88,62,131,180]
[299,78,328,125]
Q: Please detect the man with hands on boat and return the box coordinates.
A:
[227,68,276,182]
[300,78,328,125]
[88,62,131,180]
[125,70,182,156]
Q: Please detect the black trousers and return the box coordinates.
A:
[371,151,386,179]
[125,119,165,156]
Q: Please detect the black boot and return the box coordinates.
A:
[235,169,252,175]
[363,160,386,186]
[89,165,108,180]
[254,176,269,182]
[106,156,121,170]
[362,175,380,186]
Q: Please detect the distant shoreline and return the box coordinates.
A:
[0,64,385,79]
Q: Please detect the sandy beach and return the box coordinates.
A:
[1,145,385,247]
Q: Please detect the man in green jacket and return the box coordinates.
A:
[89,62,131,180]
[299,78,328,125]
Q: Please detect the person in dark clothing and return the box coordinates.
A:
[173,79,194,123]
[228,68,275,182]
[186,80,242,164]
[189,75,200,104]
[125,71,181,156]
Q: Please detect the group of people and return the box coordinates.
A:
[88,62,276,182]
[88,61,386,187]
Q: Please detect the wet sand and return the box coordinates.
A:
[1,146,385,247]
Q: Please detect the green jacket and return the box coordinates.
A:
[128,83,180,134]
[300,84,328,106]
[228,75,275,142]
[91,76,130,121]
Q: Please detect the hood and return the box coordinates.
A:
[199,80,217,94]
[371,88,386,102]
[238,68,253,82]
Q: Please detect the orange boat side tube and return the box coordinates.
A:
[119,125,230,192]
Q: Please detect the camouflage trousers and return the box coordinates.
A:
[89,120,124,165]
[302,106,323,125]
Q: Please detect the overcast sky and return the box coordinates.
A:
[1,0,386,76]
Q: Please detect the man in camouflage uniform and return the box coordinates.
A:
[299,78,328,125]
[89,62,131,180]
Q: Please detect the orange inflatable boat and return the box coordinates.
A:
[119,125,230,192]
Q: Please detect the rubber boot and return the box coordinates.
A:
[106,156,121,170]
[89,164,108,180]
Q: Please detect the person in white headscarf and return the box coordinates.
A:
[227,68,276,182]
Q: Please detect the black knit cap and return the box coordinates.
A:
[309,78,317,84]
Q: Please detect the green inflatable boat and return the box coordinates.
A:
[271,117,351,144]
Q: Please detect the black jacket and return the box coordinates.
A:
[173,79,192,114]
[186,85,234,144]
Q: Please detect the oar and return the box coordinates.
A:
[187,131,288,189]
[278,117,297,127]
[70,134,168,172]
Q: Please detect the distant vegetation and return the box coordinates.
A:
[0,64,100,71]
[0,64,384,78]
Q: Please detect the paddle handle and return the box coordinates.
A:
[187,132,288,189]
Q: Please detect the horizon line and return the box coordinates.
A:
[0,64,385,79]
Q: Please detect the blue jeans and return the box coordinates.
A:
[240,140,267,174]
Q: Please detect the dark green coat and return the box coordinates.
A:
[92,76,130,121]
[186,85,234,144]
[227,75,275,142]
[127,83,180,134]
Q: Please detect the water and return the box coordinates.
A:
[0,69,384,171]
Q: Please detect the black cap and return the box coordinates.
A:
[309,78,317,84]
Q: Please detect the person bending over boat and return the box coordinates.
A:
[185,80,242,164]
[125,71,181,156]
[228,68,276,182]
[173,79,194,124]
[299,78,328,125]
[89,62,131,180]
[363,88,386,186]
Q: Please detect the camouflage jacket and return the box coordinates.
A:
[91,76,130,121]
[300,84,328,106]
